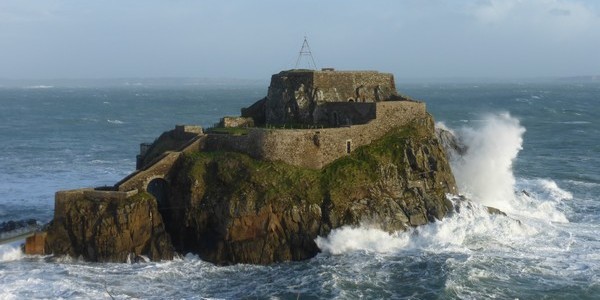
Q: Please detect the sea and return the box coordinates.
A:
[0,80,598,299]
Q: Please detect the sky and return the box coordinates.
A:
[0,0,599,80]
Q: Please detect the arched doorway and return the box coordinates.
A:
[147,178,169,210]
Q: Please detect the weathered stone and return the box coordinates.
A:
[45,191,174,262]
[25,232,47,255]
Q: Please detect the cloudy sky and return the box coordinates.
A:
[1,0,599,79]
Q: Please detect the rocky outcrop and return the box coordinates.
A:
[44,68,461,265]
[435,127,466,159]
[156,115,456,265]
[45,192,173,262]
[44,116,456,265]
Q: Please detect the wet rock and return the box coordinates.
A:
[436,127,467,159]
[45,192,174,262]
[486,206,507,216]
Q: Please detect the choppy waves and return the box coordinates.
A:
[314,113,598,298]
[1,84,599,298]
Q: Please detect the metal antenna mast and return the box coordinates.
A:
[295,36,317,70]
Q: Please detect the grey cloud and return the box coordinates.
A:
[549,8,571,16]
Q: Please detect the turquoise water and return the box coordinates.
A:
[0,82,598,299]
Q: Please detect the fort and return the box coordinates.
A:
[97,68,428,194]
[37,68,458,265]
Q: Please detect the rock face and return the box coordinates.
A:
[159,116,455,265]
[435,127,467,160]
[45,192,174,262]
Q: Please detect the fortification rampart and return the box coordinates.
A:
[262,69,397,125]
[118,135,206,192]
[206,101,426,169]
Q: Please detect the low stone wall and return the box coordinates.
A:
[220,116,254,128]
[205,101,427,169]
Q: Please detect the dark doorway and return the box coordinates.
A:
[333,112,339,127]
[147,178,169,210]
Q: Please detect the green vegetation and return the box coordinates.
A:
[181,122,427,211]
[182,151,321,210]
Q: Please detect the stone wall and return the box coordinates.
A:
[219,116,255,128]
[205,101,426,169]
[119,136,206,192]
[313,102,377,126]
[312,70,396,102]
[261,69,397,125]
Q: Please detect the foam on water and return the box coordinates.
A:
[0,243,24,262]
[316,228,410,255]
[316,196,534,256]
[312,112,600,297]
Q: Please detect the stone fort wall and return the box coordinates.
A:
[263,70,397,125]
[206,101,426,169]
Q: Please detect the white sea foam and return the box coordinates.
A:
[315,227,410,255]
[448,113,570,222]
[450,113,525,213]
[24,85,54,89]
[317,113,572,256]
[107,119,124,124]
[558,121,591,124]
[0,244,24,262]
[316,197,534,255]
[435,121,454,134]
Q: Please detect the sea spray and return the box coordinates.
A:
[316,197,533,255]
[448,113,569,222]
[450,113,525,212]
[0,244,24,262]
[316,113,571,256]
[315,228,410,255]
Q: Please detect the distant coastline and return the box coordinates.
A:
[0,75,598,89]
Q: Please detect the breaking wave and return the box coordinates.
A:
[450,113,569,222]
[0,244,24,262]
[451,113,525,212]
[316,197,533,256]
[316,113,571,255]
[24,85,54,89]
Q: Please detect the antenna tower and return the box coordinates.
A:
[295,36,317,70]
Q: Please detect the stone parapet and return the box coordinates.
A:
[206,101,426,169]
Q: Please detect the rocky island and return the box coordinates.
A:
[33,69,458,265]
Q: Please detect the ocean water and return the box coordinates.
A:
[1,82,599,299]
